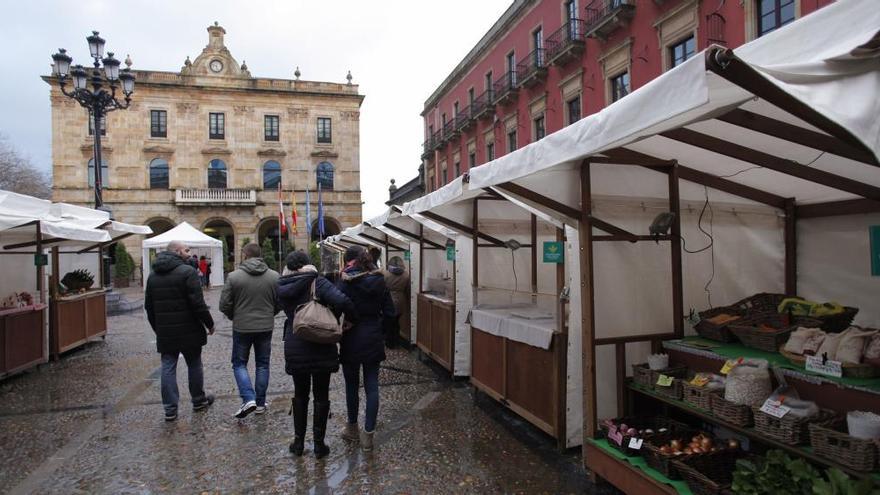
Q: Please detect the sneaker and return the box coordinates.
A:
[341,422,359,441]
[360,429,374,452]
[164,411,178,422]
[254,404,268,415]
[193,394,215,412]
[234,400,257,419]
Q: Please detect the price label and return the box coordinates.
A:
[760,399,791,418]
[628,437,644,450]
[656,374,675,387]
[720,357,744,375]
[805,355,843,378]
[690,375,710,387]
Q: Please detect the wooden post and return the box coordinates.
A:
[555,226,568,451]
[616,343,627,416]
[384,233,390,268]
[531,214,538,300]
[35,221,45,304]
[669,164,684,337]
[784,198,797,296]
[472,199,479,288]
[578,161,598,446]
[50,247,60,299]
[418,224,424,293]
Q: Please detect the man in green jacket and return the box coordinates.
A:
[219,243,280,419]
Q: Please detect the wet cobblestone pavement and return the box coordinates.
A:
[0,289,591,494]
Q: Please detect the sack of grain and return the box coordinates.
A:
[725,358,771,406]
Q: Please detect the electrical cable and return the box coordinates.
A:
[511,249,518,293]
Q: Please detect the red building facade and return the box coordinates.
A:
[421,0,833,191]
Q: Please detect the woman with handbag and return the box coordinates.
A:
[338,245,397,452]
[277,251,355,459]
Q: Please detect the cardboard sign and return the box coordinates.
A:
[760,399,792,419]
[656,374,675,387]
[720,358,743,375]
[870,225,880,276]
[689,375,711,387]
[628,437,644,450]
[446,245,455,261]
[542,241,564,264]
[806,355,843,378]
[607,427,624,446]
[404,250,411,261]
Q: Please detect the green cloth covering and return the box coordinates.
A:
[587,438,694,495]
[670,337,880,392]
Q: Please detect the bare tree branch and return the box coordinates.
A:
[0,134,51,199]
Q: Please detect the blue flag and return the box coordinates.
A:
[305,187,312,238]
[317,183,325,239]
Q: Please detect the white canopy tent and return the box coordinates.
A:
[460,0,880,444]
[141,222,223,287]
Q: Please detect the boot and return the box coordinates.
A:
[313,400,331,459]
[360,428,375,452]
[289,396,308,456]
[341,422,359,441]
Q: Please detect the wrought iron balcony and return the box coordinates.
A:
[175,188,256,205]
[430,130,444,150]
[545,19,587,66]
[422,137,434,158]
[442,119,457,141]
[472,89,495,120]
[516,48,548,88]
[492,71,519,105]
[455,105,475,132]
[584,0,635,40]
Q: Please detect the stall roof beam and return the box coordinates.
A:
[706,48,877,165]
[797,198,880,219]
[717,109,878,166]
[589,156,676,167]
[358,232,406,251]
[660,127,880,201]
[605,147,788,209]
[76,233,134,254]
[419,210,506,247]
[380,223,444,249]
[336,238,370,248]
[3,236,68,250]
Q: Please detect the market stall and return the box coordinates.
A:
[465,0,880,490]
[141,222,223,287]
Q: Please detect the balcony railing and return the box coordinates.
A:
[422,137,434,157]
[431,130,444,150]
[175,188,256,204]
[516,48,548,88]
[545,19,587,65]
[584,0,635,40]
[455,104,475,132]
[472,89,495,120]
[492,71,519,105]
[442,119,456,141]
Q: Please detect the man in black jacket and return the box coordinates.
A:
[145,240,216,422]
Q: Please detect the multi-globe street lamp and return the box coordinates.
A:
[51,31,135,212]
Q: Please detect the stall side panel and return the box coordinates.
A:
[454,236,472,376]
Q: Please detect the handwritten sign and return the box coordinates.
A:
[628,437,644,450]
[760,399,792,419]
[656,374,675,387]
[806,355,843,378]
[720,357,743,375]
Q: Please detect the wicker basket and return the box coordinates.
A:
[695,306,744,343]
[734,292,786,313]
[632,363,688,389]
[643,433,703,480]
[682,381,722,411]
[779,346,880,379]
[599,417,690,457]
[672,450,746,495]
[752,407,836,445]
[810,420,879,472]
[814,306,859,333]
[654,377,684,400]
[728,312,823,353]
[709,394,753,427]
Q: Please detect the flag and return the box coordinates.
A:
[317,183,325,239]
[305,187,312,238]
[277,183,287,236]
[290,190,298,235]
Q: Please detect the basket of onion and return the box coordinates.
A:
[671,446,748,495]
[599,417,690,457]
[644,433,730,479]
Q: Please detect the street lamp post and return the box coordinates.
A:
[51,31,135,212]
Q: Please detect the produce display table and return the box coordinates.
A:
[49,289,107,358]
[0,304,48,378]
[585,438,691,495]
[416,293,455,372]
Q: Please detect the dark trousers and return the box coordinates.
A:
[342,362,380,432]
[160,348,205,415]
[292,371,331,402]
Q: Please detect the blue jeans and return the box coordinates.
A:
[342,362,380,432]
[231,331,272,406]
[161,348,206,415]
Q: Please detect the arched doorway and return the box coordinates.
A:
[257,217,289,267]
[203,218,235,273]
[310,216,341,241]
[145,217,175,238]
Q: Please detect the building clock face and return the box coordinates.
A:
[209,60,223,73]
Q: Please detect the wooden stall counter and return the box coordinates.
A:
[50,289,107,358]
[416,292,454,372]
[0,304,48,378]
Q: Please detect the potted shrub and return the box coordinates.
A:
[113,243,134,288]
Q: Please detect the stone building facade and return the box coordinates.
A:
[45,23,363,274]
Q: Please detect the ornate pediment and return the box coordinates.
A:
[257,148,287,157]
[143,145,175,155]
[201,146,232,155]
[310,149,339,158]
[180,23,251,79]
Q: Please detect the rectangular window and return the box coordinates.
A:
[669,36,696,68]
[611,72,630,102]
[468,152,476,170]
[209,112,225,139]
[468,88,475,106]
[533,28,544,66]
[534,115,545,141]
[454,161,461,178]
[758,0,795,37]
[453,102,459,117]
[88,113,106,136]
[567,96,581,125]
[264,115,279,141]
[486,142,495,162]
[150,110,167,138]
[506,52,516,86]
[441,113,447,127]
[317,117,332,143]
[485,71,493,91]
[507,129,517,153]
[441,166,448,185]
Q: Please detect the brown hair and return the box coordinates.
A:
[344,245,376,271]
[242,243,262,259]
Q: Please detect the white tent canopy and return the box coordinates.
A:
[141,222,223,287]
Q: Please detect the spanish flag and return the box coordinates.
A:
[290,190,298,235]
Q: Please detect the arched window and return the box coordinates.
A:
[87,158,109,188]
[316,161,334,190]
[263,160,281,189]
[208,159,227,189]
[149,158,169,189]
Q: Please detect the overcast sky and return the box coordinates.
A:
[0,0,511,220]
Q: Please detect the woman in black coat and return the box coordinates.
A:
[276,251,355,459]
[337,245,396,452]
